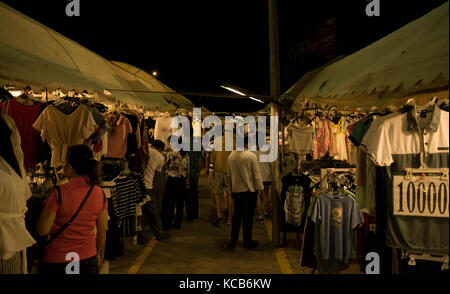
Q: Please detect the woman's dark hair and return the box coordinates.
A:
[66,144,101,185]
[152,140,165,151]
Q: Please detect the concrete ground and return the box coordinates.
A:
[108,173,362,275]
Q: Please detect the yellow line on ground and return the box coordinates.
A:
[127,237,158,274]
[264,220,293,274]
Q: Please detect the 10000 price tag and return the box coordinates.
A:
[393,176,449,218]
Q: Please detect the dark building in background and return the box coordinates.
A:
[278,0,448,95]
[286,17,338,86]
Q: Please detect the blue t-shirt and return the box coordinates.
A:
[311,193,363,263]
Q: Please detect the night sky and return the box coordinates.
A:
[2,0,448,112]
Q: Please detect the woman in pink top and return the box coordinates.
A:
[35,145,108,274]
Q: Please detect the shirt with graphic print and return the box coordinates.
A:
[311,193,363,263]
[281,174,312,232]
[165,151,189,178]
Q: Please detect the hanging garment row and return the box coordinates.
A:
[296,168,364,274]
[105,109,150,174]
[1,93,150,170]
[288,101,449,273]
[286,112,358,166]
[2,89,155,172]
[298,99,449,273]
[1,94,47,170]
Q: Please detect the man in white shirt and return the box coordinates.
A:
[227,135,264,250]
[140,140,169,242]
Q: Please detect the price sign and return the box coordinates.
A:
[393,175,449,218]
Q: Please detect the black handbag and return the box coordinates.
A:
[33,184,95,264]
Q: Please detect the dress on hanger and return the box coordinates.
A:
[313,118,330,160]
[333,117,348,161]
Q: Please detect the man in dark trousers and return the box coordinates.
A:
[140,139,170,242]
[227,135,264,250]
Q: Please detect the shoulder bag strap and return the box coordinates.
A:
[47,184,95,245]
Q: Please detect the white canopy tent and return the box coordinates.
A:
[109,61,194,110]
[0,2,193,110]
[282,1,449,111]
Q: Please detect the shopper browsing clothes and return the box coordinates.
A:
[227,135,264,250]
[160,135,189,230]
[210,135,233,225]
[35,145,108,274]
[141,139,170,241]
[253,147,273,224]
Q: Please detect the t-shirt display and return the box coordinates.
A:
[0,99,42,169]
[33,104,97,168]
[362,104,449,252]
[287,124,315,153]
[106,114,133,159]
[311,193,363,263]
[281,173,312,232]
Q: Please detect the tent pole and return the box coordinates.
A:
[269,0,281,247]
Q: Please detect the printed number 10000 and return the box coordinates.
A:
[393,177,449,218]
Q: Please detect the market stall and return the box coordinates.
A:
[276,1,449,274]
[0,2,196,274]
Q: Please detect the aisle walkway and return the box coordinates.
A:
[108,174,360,274]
